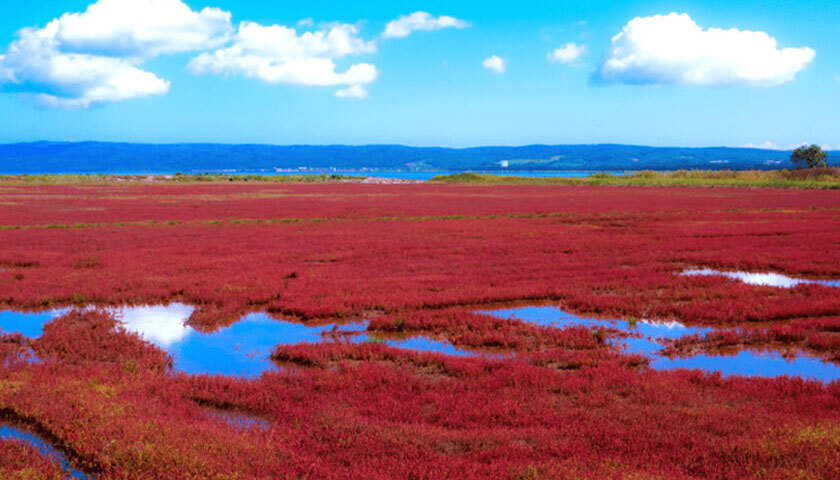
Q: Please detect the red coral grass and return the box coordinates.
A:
[1,183,840,478]
[32,310,171,373]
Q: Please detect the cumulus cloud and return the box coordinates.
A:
[0,0,232,108]
[482,55,506,74]
[597,13,815,87]
[0,26,170,108]
[547,43,587,65]
[51,0,232,58]
[335,84,369,99]
[189,21,378,97]
[383,12,469,39]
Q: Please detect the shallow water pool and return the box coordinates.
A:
[119,309,367,377]
[0,305,475,376]
[682,268,840,288]
[0,309,68,337]
[485,306,840,382]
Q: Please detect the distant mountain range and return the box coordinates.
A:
[0,142,836,174]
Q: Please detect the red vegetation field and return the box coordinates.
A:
[0,439,66,479]
[1,181,840,478]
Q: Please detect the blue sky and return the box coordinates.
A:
[0,0,837,148]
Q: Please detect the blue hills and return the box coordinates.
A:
[0,142,835,174]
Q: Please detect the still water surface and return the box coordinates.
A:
[3,303,839,381]
[682,269,840,288]
[0,305,471,376]
[485,306,840,382]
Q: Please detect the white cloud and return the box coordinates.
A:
[189,21,378,96]
[742,141,781,150]
[0,21,171,108]
[51,0,232,59]
[0,0,232,108]
[383,12,469,39]
[547,43,587,65]
[297,18,315,29]
[335,84,369,99]
[597,13,815,87]
[483,55,506,74]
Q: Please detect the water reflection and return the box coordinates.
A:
[487,306,711,340]
[0,305,480,376]
[114,304,194,347]
[0,424,91,479]
[682,268,840,288]
[0,309,67,337]
[651,349,840,381]
[0,306,366,377]
[161,313,365,377]
[485,306,840,383]
[3,303,839,381]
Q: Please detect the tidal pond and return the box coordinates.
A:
[682,268,840,288]
[115,307,367,377]
[485,306,840,382]
[0,308,68,337]
[0,305,473,376]
[5,302,839,381]
[0,305,364,377]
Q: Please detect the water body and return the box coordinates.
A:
[0,306,357,377]
[1,170,627,181]
[485,306,840,383]
[257,170,627,181]
[113,308,369,377]
[0,424,91,479]
[487,306,712,341]
[682,269,840,288]
[7,303,837,381]
[0,305,472,376]
[0,309,69,337]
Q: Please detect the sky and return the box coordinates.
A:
[0,0,838,148]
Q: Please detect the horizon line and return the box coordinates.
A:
[0,140,830,152]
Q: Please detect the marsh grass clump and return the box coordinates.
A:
[72,256,100,269]
[33,310,172,372]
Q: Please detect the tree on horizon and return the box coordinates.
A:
[790,144,828,169]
